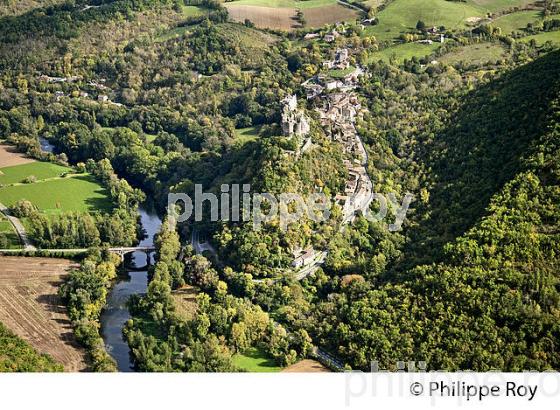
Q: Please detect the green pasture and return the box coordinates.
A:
[232,347,283,372]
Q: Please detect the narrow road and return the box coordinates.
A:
[0,202,36,251]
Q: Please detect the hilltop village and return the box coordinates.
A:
[279,47,373,272]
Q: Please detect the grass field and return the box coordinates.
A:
[330,66,357,78]
[234,126,261,145]
[0,162,69,185]
[440,42,508,65]
[520,30,560,45]
[370,42,440,63]
[469,0,536,13]
[0,257,87,372]
[0,215,20,249]
[0,175,112,214]
[364,0,487,42]
[155,5,209,41]
[232,347,283,372]
[0,161,112,215]
[493,10,542,34]
[364,0,546,41]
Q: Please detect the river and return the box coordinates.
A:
[100,206,162,372]
[39,137,55,153]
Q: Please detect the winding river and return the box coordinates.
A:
[100,206,162,372]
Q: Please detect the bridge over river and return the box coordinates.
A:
[0,246,155,260]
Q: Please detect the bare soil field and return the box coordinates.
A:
[0,144,35,169]
[303,4,360,28]
[282,359,331,372]
[0,257,88,372]
[225,4,298,30]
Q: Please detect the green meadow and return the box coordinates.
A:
[0,162,112,215]
[329,66,356,79]
[520,30,560,45]
[369,42,440,63]
[493,10,543,34]
[440,43,508,65]
[0,162,69,185]
[0,214,20,248]
[364,0,486,42]
[468,0,536,13]
[232,347,283,372]
[234,126,261,146]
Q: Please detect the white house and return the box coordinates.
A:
[292,248,316,268]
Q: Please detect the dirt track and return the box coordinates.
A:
[0,257,88,372]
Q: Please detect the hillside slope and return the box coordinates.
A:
[308,50,560,371]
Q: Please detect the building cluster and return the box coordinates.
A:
[309,57,372,223]
[317,93,362,126]
[302,66,364,99]
[39,75,120,104]
[286,43,375,272]
[322,48,350,70]
[417,27,445,45]
[281,95,311,137]
[38,75,82,84]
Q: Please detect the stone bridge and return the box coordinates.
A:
[0,246,156,263]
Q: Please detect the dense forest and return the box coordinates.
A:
[0,0,559,372]
[302,51,560,370]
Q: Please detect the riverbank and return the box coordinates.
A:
[100,205,162,371]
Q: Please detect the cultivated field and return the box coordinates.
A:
[0,144,35,168]
[304,4,360,28]
[282,359,331,372]
[225,4,298,30]
[0,257,87,371]
[224,0,360,30]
